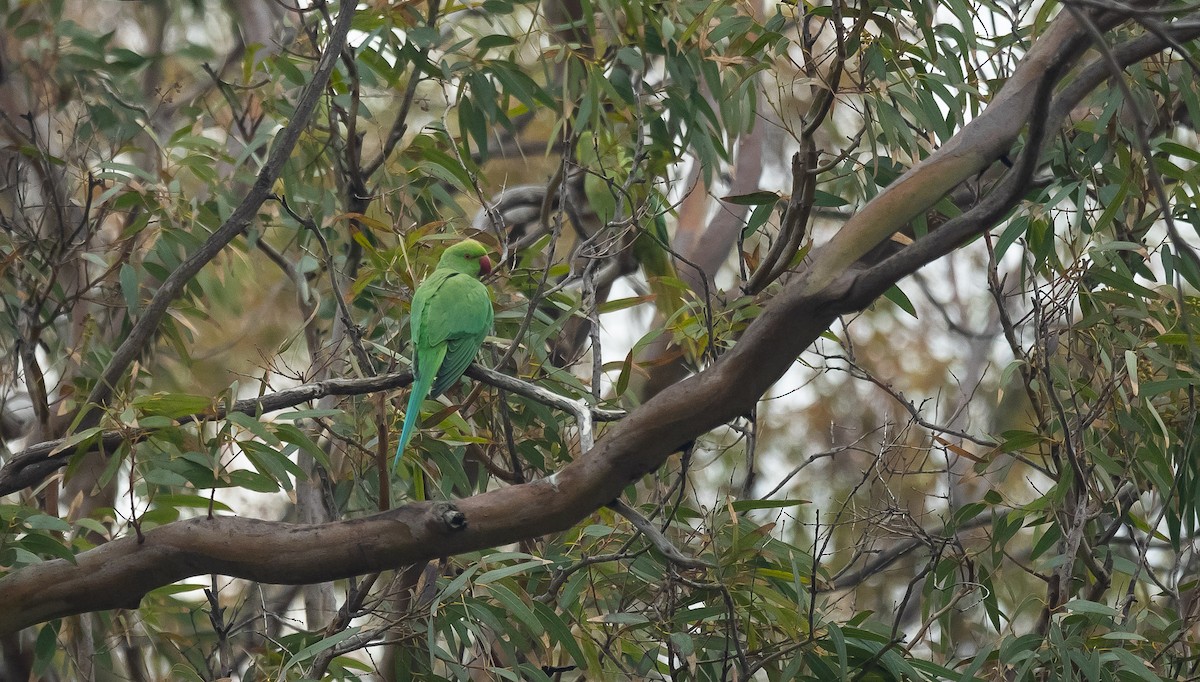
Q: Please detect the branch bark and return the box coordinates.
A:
[797,6,1132,297]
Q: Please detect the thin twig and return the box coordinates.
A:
[607,499,711,570]
[0,365,623,495]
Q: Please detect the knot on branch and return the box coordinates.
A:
[434,502,467,531]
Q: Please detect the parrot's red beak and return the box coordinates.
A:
[479,254,493,276]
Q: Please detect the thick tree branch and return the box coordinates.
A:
[832,18,1200,311]
[797,6,1127,297]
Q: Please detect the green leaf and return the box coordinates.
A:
[145,583,208,597]
[137,415,176,429]
[438,564,480,602]
[950,502,988,530]
[486,583,543,636]
[280,627,361,673]
[1062,599,1117,617]
[49,427,102,456]
[598,295,656,314]
[239,440,302,490]
[1107,648,1160,682]
[477,34,518,52]
[731,498,809,512]
[32,620,60,676]
[24,514,72,532]
[1141,378,1200,399]
[993,214,1029,258]
[812,190,848,207]
[614,350,634,397]
[827,622,849,673]
[1030,524,1061,561]
[415,142,475,191]
[592,612,650,625]
[1156,332,1197,346]
[133,393,214,419]
[669,631,695,657]
[227,411,280,445]
[95,160,158,184]
[882,284,917,317]
[142,467,190,487]
[227,469,280,493]
[721,190,780,205]
[274,409,343,421]
[531,600,588,666]
[1001,430,1045,451]
[119,263,140,314]
[742,202,775,239]
[476,559,552,584]
[73,518,111,539]
[152,494,232,512]
[18,532,77,564]
[1098,631,1147,642]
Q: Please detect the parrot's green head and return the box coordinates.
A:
[439,238,493,277]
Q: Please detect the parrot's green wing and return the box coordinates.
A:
[395,238,494,468]
[417,271,494,399]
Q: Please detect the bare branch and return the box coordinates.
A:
[608,499,711,570]
[0,365,622,495]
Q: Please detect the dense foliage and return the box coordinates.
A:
[1,0,1199,679]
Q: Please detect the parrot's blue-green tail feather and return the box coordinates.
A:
[393,381,426,471]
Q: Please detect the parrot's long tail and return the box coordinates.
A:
[393,377,429,471]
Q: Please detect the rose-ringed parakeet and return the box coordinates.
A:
[394,239,494,469]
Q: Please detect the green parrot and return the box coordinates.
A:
[394,238,494,469]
